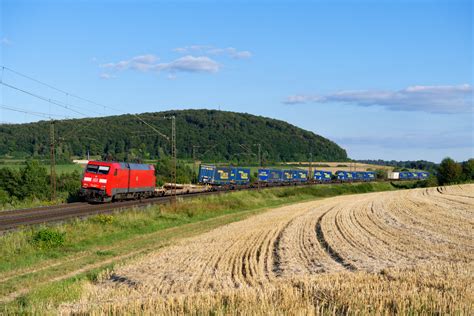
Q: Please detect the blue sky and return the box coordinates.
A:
[0,0,472,162]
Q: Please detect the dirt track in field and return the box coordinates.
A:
[73,184,474,305]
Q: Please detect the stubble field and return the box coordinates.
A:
[65,184,474,314]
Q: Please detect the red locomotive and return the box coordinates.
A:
[80,161,157,202]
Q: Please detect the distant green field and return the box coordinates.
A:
[0,163,83,174]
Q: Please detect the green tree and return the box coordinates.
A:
[20,160,50,199]
[437,157,462,185]
[375,169,386,180]
[0,110,348,162]
[0,188,10,204]
[461,159,474,181]
[0,167,22,198]
[155,157,194,186]
[57,170,81,201]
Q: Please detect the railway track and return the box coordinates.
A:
[0,190,225,232]
[0,180,398,232]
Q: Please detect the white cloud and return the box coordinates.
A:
[231,50,252,59]
[284,84,473,113]
[284,95,324,104]
[100,54,220,74]
[101,54,159,72]
[154,55,220,73]
[99,73,116,80]
[174,45,252,59]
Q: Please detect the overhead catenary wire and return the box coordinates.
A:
[1,66,176,188]
[1,66,105,116]
[0,67,164,151]
[0,104,70,120]
[2,66,159,118]
[1,67,182,201]
[0,81,89,117]
[1,66,170,140]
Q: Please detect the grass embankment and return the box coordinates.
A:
[0,182,396,313]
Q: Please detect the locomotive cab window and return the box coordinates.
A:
[85,165,110,175]
[98,166,110,174]
[85,164,99,173]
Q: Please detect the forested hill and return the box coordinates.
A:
[0,110,347,162]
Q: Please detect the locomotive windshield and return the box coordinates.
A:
[85,164,110,175]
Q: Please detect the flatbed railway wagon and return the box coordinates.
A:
[80,161,157,202]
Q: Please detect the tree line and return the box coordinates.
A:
[437,158,473,185]
[0,161,81,205]
[0,109,348,163]
[0,157,471,207]
[357,159,438,173]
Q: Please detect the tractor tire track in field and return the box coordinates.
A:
[315,209,357,271]
[67,184,474,310]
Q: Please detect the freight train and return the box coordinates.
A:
[387,171,429,180]
[197,165,379,187]
[80,161,429,202]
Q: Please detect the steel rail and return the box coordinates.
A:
[0,189,232,232]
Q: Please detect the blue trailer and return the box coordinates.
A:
[336,171,353,182]
[198,165,217,184]
[365,172,376,181]
[231,167,251,185]
[399,171,410,180]
[213,166,232,185]
[322,171,333,182]
[258,169,283,183]
[336,171,346,181]
[198,165,250,185]
[352,172,365,181]
[314,170,333,182]
[292,170,309,182]
[418,172,429,180]
[282,170,293,182]
[314,170,324,182]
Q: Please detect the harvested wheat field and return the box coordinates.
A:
[65,184,474,315]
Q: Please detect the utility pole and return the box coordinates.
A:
[170,116,177,209]
[309,152,313,182]
[192,145,200,181]
[257,143,261,167]
[255,143,261,190]
[50,120,56,201]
